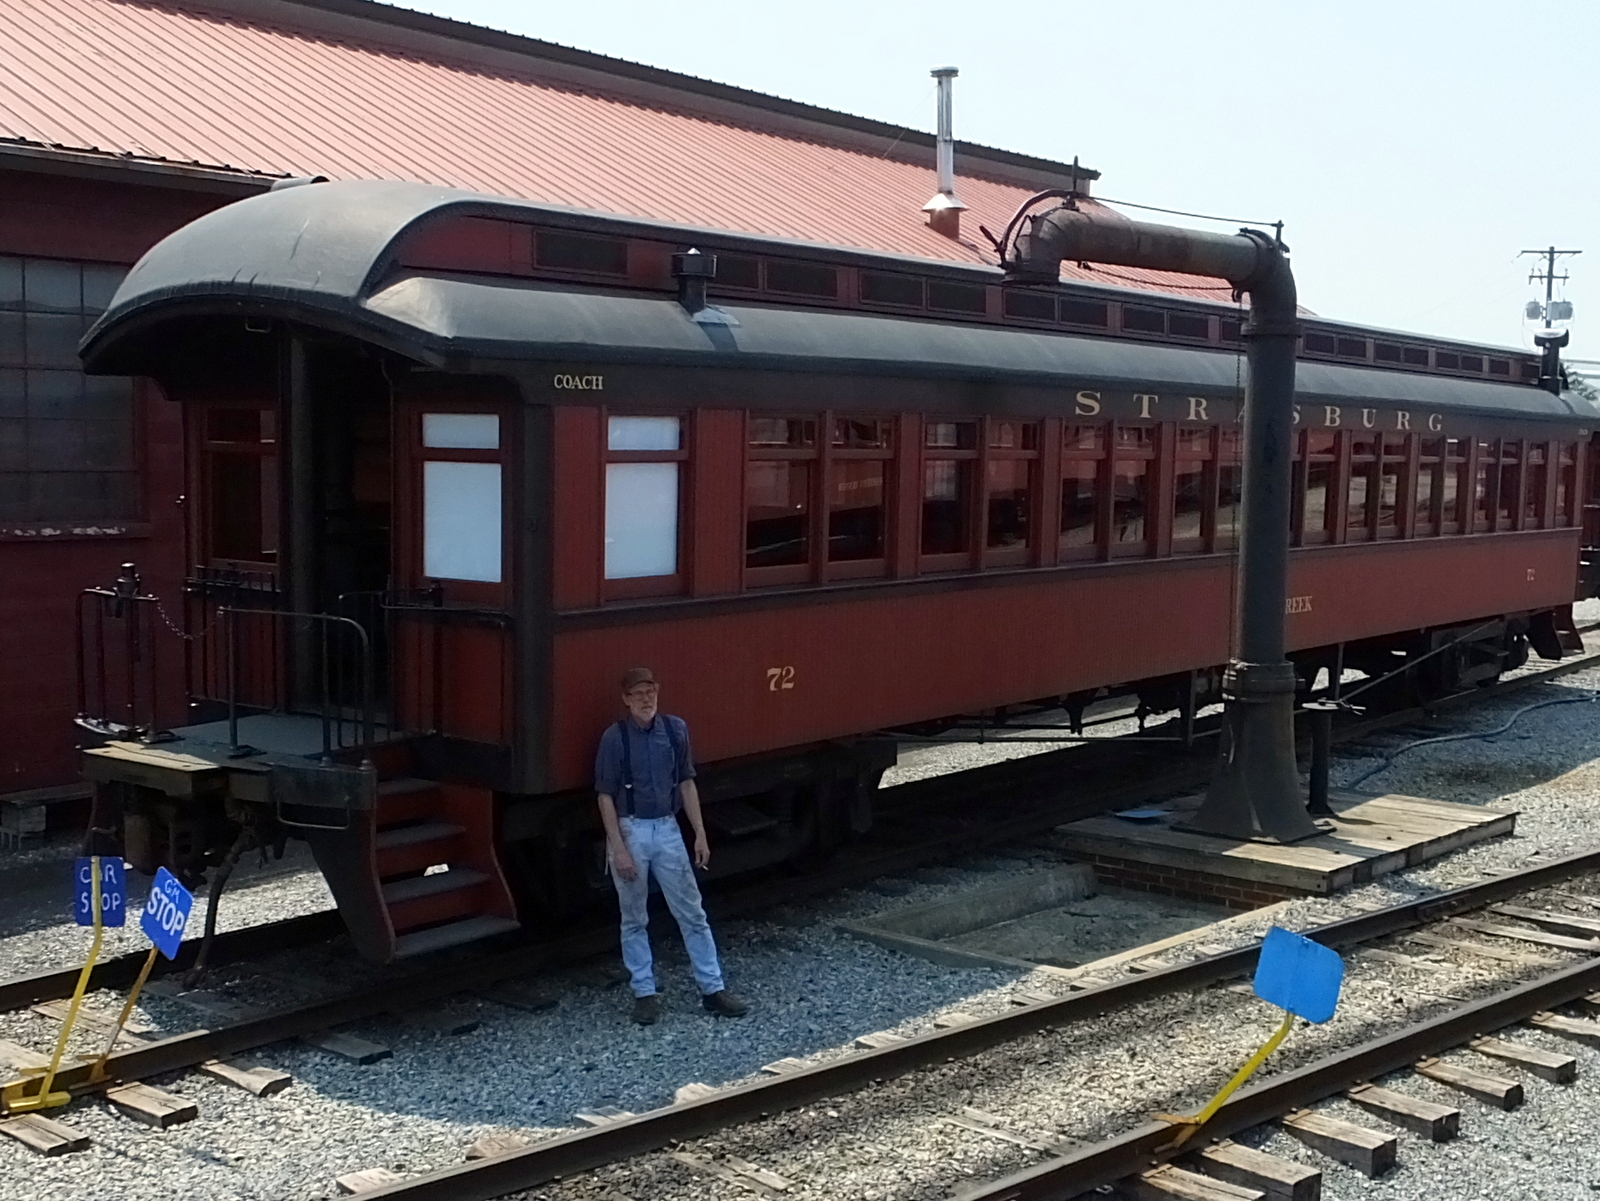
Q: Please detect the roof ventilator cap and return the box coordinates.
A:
[672,248,737,326]
[270,174,330,191]
[922,67,967,240]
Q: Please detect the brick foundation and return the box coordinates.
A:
[1081,852,1305,912]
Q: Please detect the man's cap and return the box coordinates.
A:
[621,667,658,691]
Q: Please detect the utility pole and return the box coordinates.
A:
[1521,246,1579,326]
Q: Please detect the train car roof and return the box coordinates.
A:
[84,180,1597,425]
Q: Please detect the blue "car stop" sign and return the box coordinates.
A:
[140,867,195,960]
[74,857,126,928]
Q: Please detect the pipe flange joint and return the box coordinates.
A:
[1222,661,1299,700]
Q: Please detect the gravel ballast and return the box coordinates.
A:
[2,651,1599,1200]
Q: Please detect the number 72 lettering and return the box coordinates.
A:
[766,666,795,691]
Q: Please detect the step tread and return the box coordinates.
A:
[382,868,489,904]
[393,915,521,960]
[378,777,439,798]
[374,821,465,850]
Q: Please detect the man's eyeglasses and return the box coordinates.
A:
[625,685,659,699]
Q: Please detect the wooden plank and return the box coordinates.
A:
[1346,1083,1459,1141]
[31,998,157,1036]
[1414,1058,1523,1110]
[1117,1163,1264,1201]
[466,1131,531,1160]
[1449,918,1600,953]
[1280,1110,1396,1178]
[0,1039,50,1072]
[1403,931,1557,966]
[1529,1012,1600,1047]
[198,1057,293,1097]
[1491,905,1600,939]
[302,1031,392,1064]
[105,1081,198,1128]
[674,1082,719,1104]
[336,1167,409,1194]
[1468,1037,1576,1084]
[1191,1141,1321,1201]
[0,1114,89,1156]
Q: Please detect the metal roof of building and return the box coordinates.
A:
[0,0,1230,300]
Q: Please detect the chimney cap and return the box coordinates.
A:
[931,66,959,78]
[921,192,967,214]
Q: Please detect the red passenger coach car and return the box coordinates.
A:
[75,180,1598,963]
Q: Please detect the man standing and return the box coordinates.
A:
[595,667,748,1025]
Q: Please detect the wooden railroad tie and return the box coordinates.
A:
[1280,1110,1396,1178]
[759,1057,807,1075]
[465,1130,532,1160]
[303,1031,393,1064]
[105,1082,199,1129]
[1402,931,1556,966]
[336,1167,409,1195]
[674,1082,719,1104]
[0,1114,90,1157]
[1346,1083,1459,1141]
[198,1057,294,1097]
[1189,1141,1321,1201]
[854,1031,906,1050]
[1117,1162,1264,1201]
[1529,1012,1600,1048]
[942,1107,1084,1155]
[1447,918,1600,954]
[574,1106,635,1127]
[1468,1036,1577,1084]
[1489,904,1600,940]
[1413,1058,1522,1110]
[672,1150,792,1194]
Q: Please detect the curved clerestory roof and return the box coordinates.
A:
[83,180,1596,423]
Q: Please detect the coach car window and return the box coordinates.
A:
[985,420,1036,557]
[1557,443,1578,525]
[922,421,976,559]
[1377,435,1405,538]
[1473,439,1493,532]
[1060,423,1104,561]
[1300,430,1336,545]
[829,417,892,563]
[1416,437,1442,536]
[1524,444,1547,528]
[1496,441,1522,530]
[1347,433,1377,541]
[422,412,499,450]
[1214,430,1243,549]
[1443,438,1468,534]
[205,406,279,564]
[1111,425,1155,554]
[746,417,815,573]
[424,460,502,583]
[1171,427,1209,553]
[604,415,683,584]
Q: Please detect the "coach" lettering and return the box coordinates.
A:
[553,373,604,391]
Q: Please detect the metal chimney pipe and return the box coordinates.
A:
[922,66,966,239]
[1007,203,1322,845]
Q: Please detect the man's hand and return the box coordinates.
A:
[613,847,639,882]
[692,832,710,869]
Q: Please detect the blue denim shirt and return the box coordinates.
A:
[594,714,695,819]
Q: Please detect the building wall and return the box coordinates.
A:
[0,167,238,792]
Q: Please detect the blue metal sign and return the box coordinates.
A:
[73,857,126,928]
[140,867,195,960]
[1253,926,1344,1024]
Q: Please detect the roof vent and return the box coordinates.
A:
[269,174,329,191]
[922,67,967,240]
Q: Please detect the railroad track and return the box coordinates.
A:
[1,643,1596,1179]
[320,848,1600,1200]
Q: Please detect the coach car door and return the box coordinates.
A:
[392,400,514,748]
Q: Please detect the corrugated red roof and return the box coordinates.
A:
[0,0,1232,300]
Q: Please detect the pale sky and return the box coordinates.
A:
[408,0,1594,354]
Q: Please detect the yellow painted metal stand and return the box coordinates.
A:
[1157,1010,1295,1148]
[88,946,159,1085]
[3,857,106,1113]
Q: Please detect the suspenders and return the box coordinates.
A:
[615,717,686,817]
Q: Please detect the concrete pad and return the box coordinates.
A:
[942,890,1231,967]
[868,863,1096,941]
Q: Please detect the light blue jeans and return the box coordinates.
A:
[611,815,726,999]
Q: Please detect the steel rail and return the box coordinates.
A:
[956,954,1600,1200]
[336,847,1600,1200]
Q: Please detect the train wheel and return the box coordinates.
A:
[786,779,854,872]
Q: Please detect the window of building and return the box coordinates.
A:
[1300,430,1337,545]
[1112,425,1155,555]
[1347,433,1377,541]
[1172,426,1210,553]
[985,420,1037,560]
[1060,423,1104,561]
[1215,429,1243,549]
[605,414,683,586]
[0,255,136,524]
[922,420,976,561]
[1416,437,1442,536]
[746,417,815,575]
[1376,434,1407,538]
[1557,443,1578,525]
[1524,443,1547,528]
[829,417,892,563]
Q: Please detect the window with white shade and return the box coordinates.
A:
[604,415,684,587]
[423,460,502,582]
[423,412,499,450]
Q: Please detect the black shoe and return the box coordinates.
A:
[632,994,661,1025]
[702,990,748,1018]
